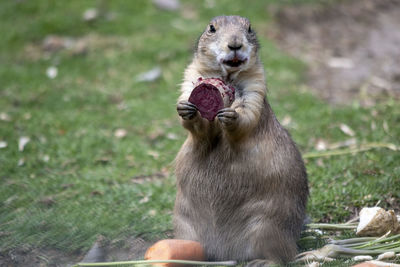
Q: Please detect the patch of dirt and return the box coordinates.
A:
[0,247,78,267]
[269,0,400,105]
[23,34,127,61]
[0,237,153,267]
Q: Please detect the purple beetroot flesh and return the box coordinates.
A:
[188,83,224,121]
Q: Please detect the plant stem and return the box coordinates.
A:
[331,237,376,246]
[307,223,357,230]
[303,142,398,159]
[363,240,400,250]
[73,259,237,267]
[351,234,400,249]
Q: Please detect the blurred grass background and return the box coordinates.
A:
[0,0,399,263]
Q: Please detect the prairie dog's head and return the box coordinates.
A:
[196,16,259,73]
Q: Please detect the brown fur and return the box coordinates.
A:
[174,16,308,265]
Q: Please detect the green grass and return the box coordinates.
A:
[1,0,399,263]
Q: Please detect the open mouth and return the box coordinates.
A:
[223,57,247,68]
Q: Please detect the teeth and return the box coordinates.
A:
[222,57,247,67]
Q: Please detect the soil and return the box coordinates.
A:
[268,0,400,105]
[0,237,153,267]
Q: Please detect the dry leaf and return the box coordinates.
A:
[281,115,292,126]
[149,127,164,141]
[371,121,376,130]
[42,155,50,162]
[70,39,88,55]
[83,8,98,22]
[23,113,32,120]
[18,136,30,151]
[117,102,127,110]
[18,158,25,166]
[114,128,127,138]
[125,155,136,167]
[91,190,103,196]
[383,120,389,132]
[131,172,167,184]
[139,196,150,204]
[161,166,170,176]
[0,141,7,149]
[0,112,11,121]
[148,209,157,216]
[95,157,110,164]
[147,150,160,159]
[42,35,87,55]
[153,0,180,11]
[4,195,18,206]
[315,139,328,151]
[166,132,178,140]
[328,138,357,150]
[204,0,215,8]
[43,35,71,51]
[180,4,198,19]
[316,158,324,167]
[61,183,75,189]
[39,136,47,144]
[327,57,354,69]
[136,67,162,82]
[39,197,56,207]
[58,128,66,135]
[339,123,355,136]
[46,66,58,79]
[371,76,391,90]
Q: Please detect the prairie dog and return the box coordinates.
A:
[174,16,309,265]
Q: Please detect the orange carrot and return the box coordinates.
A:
[144,239,205,267]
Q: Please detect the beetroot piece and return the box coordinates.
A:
[189,83,223,121]
[188,78,235,121]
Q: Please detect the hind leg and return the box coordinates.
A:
[245,222,298,266]
[173,195,199,241]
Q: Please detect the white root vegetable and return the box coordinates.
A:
[296,233,400,264]
[356,207,400,236]
[297,209,400,265]
[296,244,345,262]
[353,255,373,261]
[376,251,396,260]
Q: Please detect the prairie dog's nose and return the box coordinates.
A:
[227,35,243,51]
[228,44,242,51]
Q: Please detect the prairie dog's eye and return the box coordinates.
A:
[248,25,252,33]
[209,24,216,33]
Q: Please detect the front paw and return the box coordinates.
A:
[217,108,238,127]
[177,100,198,120]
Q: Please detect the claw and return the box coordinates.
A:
[177,101,197,110]
[177,101,198,120]
[217,108,238,120]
